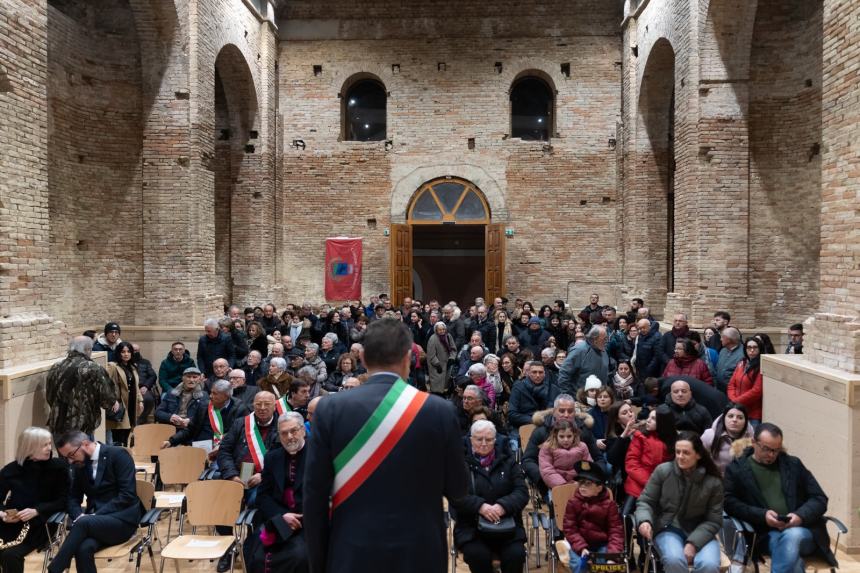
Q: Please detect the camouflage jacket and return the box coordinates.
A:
[46,351,117,435]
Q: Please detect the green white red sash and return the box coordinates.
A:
[208,403,225,446]
[244,414,267,472]
[331,378,428,510]
[275,395,291,416]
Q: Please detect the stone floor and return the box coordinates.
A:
[20,509,860,572]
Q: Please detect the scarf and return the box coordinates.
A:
[476,449,495,469]
[439,333,453,353]
[671,326,690,339]
[613,372,636,399]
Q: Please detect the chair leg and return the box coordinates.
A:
[148,545,158,573]
[158,557,166,573]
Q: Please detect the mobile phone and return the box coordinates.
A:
[5,509,17,519]
[776,514,791,522]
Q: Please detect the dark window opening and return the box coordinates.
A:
[510,76,553,141]
[344,79,387,141]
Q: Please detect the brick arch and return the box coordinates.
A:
[699,0,758,82]
[215,44,260,139]
[390,164,506,223]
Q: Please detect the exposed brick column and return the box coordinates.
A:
[0,0,65,367]
[807,0,860,373]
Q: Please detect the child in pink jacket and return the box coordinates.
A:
[539,420,593,488]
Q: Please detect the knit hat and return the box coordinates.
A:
[528,316,541,325]
[584,375,602,391]
[104,322,121,333]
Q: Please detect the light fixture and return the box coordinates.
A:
[348,99,356,106]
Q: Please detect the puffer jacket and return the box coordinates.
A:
[634,462,724,550]
[522,411,599,489]
[450,444,529,547]
[701,414,755,475]
[563,487,625,554]
[306,356,328,385]
[633,329,663,379]
[158,350,196,393]
[508,378,561,428]
[662,355,713,386]
[624,431,671,498]
[664,394,713,434]
[155,383,207,424]
[727,360,763,420]
[538,443,592,488]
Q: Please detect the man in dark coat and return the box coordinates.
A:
[657,313,690,372]
[197,318,236,376]
[468,305,497,355]
[217,391,281,486]
[304,318,468,573]
[158,341,196,392]
[632,318,663,379]
[50,432,144,573]
[663,379,713,434]
[517,316,551,356]
[724,423,837,571]
[660,375,728,419]
[163,380,248,453]
[508,361,561,428]
[249,411,309,573]
[442,305,467,349]
[46,336,118,437]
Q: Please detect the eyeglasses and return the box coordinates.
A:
[755,441,781,455]
[471,436,495,444]
[62,444,83,461]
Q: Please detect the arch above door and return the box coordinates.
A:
[407,177,490,224]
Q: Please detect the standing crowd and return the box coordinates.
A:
[0,292,831,573]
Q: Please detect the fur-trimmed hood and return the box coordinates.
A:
[532,407,594,429]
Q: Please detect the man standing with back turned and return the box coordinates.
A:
[304,318,468,573]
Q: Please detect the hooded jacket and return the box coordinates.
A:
[624,430,672,498]
[538,441,592,488]
[93,334,122,362]
[563,487,625,554]
[700,414,755,475]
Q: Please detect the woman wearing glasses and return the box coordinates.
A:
[450,420,529,573]
[727,338,764,425]
[0,427,69,573]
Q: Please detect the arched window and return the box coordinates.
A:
[408,178,489,224]
[343,78,386,141]
[510,76,553,141]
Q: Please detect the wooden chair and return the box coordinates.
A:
[550,482,586,572]
[518,423,546,568]
[93,479,163,573]
[154,446,208,541]
[130,424,176,479]
[159,479,245,573]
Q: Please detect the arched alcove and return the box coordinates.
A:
[341,73,387,141]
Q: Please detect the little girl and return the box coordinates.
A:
[539,420,592,488]
[575,375,603,421]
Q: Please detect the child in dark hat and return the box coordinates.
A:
[559,460,624,571]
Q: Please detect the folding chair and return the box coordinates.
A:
[93,479,164,573]
[548,482,580,572]
[446,504,529,573]
[631,513,731,573]
[158,479,245,573]
[40,511,69,573]
[731,515,847,573]
[153,446,208,541]
[130,424,176,480]
[518,423,548,568]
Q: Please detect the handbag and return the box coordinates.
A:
[106,402,126,423]
[470,471,516,538]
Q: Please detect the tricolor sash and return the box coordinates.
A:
[208,403,225,446]
[275,395,291,416]
[331,378,428,510]
[244,414,268,472]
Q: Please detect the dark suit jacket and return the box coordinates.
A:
[258,444,306,540]
[217,414,281,480]
[168,397,249,446]
[68,445,144,526]
[303,373,468,573]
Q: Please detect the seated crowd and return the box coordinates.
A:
[1,293,829,573]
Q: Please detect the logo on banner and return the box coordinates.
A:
[329,259,355,282]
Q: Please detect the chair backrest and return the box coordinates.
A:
[136,479,156,510]
[158,446,207,487]
[131,424,176,459]
[184,480,244,528]
[518,423,536,450]
[551,483,579,525]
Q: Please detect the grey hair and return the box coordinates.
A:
[248,350,262,360]
[305,342,319,353]
[470,419,497,437]
[483,354,499,365]
[322,333,339,344]
[204,318,220,330]
[467,363,487,377]
[470,331,483,341]
[211,379,233,396]
[16,426,52,466]
[541,347,557,358]
[503,334,518,344]
[724,327,741,343]
[585,325,606,343]
[278,411,305,427]
[297,365,317,380]
[434,322,448,333]
[553,393,576,408]
[464,384,486,402]
[69,335,94,356]
[350,343,363,351]
[269,357,287,371]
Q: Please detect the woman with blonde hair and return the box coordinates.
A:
[0,427,69,573]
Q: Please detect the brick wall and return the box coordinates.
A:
[278,0,623,305]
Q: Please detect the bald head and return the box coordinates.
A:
[636,319,651,335]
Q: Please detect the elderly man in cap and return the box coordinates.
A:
[93,322,122,362]
[155,366,207,428]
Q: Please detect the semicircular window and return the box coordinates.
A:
[510,76,553,141]
[344,79,387,141]
[408,179,489,224]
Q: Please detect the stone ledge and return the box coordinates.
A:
[0,351,107,400]
[762,354,860,406]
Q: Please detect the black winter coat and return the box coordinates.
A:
[196,332,236,376]
[168,397,249,446]
[663,394,713,434]
[724,449,836,566]
[257,445,306,539]
[508,378,561,428]
[522,414,601,489]
[634,329,663,379]
[0,458,69,533]
[217,415,281,480]
[451,444,529,546]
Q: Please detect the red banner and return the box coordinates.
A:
[325,237,362,301]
